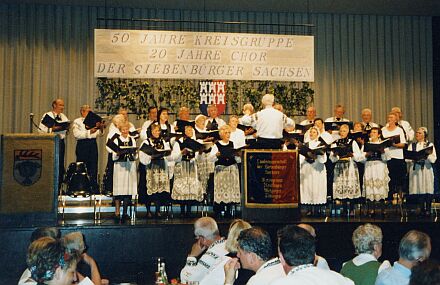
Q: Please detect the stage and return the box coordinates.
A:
[1,203,440,285]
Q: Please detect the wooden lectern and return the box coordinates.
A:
[241,149,300,222]
[0,134,59,226]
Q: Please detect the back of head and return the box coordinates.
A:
[30,227,61,242]
[409,259,440,285]
[297,224,316,238]
[63,231,85,257]
[399,230,431,262]
[238,227,273,262]
[278,225,315,266]
[225,219,252,253]
[194,217,219,241]
[352,223,383,255]
[27,237,77,284]
[261,94,274,107]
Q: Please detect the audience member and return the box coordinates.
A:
[198,219,250,285]
[20,237,78,285]
[297,224,330,270]
[224,227,285,285]
[375,230,431,285]
[340,224,390,285]
[180,217,228,284]
[271,225,353,285]
[63,232,106,285]
[409,259,440,285]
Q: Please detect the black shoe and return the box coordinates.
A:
[146,212,153,219]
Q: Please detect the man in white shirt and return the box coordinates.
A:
[205,104,226,131]
[300,106,317,125]
[224,227,285,285]
[241,94,294,149]
[38,98,69,189]
[181,217,229,285]
[140,106,158,141]
[360,108,380,131]
[297,224,330,270]
[72,105,104,191]
[270,225,354,285]
[391,107,414,142]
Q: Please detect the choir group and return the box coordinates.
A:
[40,95,437,220]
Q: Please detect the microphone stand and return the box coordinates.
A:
[29,113,34,133]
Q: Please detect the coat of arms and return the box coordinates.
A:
[13,149,42,186]
[199,80,226,116]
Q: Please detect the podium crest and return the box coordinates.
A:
[199,80,226,116]
[13,149,42,186]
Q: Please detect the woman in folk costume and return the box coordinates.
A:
[361,127,390,217]
[299,126,327,217]
[208,125,241,217]
[194,114,215,202]
[381,112,407,205]
[139,123,173,218]
[407,127,437,216]
[107,121,137,221]
[329,124,363,216]
[171,125,204,217]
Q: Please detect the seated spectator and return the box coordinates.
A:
[271,225,354,285]
[180,217,228,285]
[223,219,253,285]
[224,227,285,285]
[18,227,61,284]
[340,224,390,285]
[375,230,431,285]
[409,259,440,285]
[297,224,330,270]
[21,236,78,285]
[63,232,106,285]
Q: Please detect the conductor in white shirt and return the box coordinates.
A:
[241,94,294,149]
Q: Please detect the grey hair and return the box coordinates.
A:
[261,94,274,106]
[80,105,91,112]
[352,223,383,255]
[399,230,431,262]
[194,217,219,241]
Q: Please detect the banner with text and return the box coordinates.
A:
[244,150,299,208]
[94,29,314,82]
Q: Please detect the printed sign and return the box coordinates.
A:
[95,29,314,82]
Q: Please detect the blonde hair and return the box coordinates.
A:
[225,219,252,253]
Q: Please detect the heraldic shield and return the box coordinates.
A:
[13,149,42,186]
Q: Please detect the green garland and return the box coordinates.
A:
[95,78,314,117]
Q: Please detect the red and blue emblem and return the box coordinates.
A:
[13,150,42,186]
[199,80,226,116]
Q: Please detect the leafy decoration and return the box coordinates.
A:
[95,78,314,118]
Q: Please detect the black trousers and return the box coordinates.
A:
[387,158,408,198]
[58,139,65,190]
[254,137,283,149]
[75,139,98,187]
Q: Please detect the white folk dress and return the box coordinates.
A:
[330,139,363,200]
[171,138,204,201]
[138,138,172,196]
[361,141,391,201]
[208,141,241,204]
[299,139,327,205]
[407,141,437,195]
[111,135,137,197]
